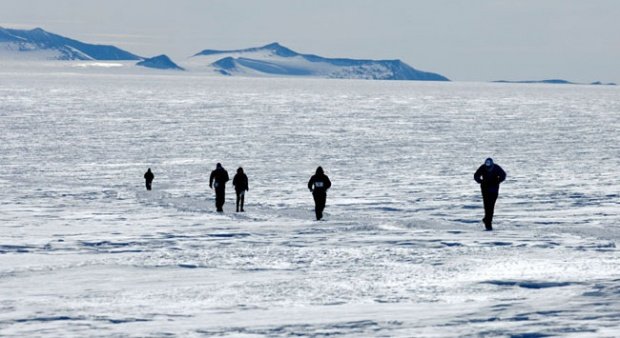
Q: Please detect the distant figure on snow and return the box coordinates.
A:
[474,158,506,231]
[209,163,230,212]
[232,167,249,212]
[308,166,332,220]
[144,168,154,191]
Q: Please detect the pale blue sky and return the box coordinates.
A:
[1,0,619,82]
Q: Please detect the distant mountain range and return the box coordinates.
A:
[0,26,141,61]
[190,42,449,81]
[0,26,449,80]
[1,26,616,84]
[0,26,180,71]
[494,79,616,86]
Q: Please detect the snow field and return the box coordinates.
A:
[0,72,619,336]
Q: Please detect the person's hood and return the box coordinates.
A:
[484,158,494,167]
[315,166,324,175]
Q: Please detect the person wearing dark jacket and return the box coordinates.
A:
[232,167,249,212]
[474,158,507,231]
[308,166,332,220]
[209,163,229,212]
[144,168,154,191]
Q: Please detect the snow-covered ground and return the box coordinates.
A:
[0,69,619,337]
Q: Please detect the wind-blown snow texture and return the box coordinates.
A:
[0,71,619,337]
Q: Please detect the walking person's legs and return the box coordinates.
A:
[482,190,498,230]
[313,192,326,220]
[216,187,226,212]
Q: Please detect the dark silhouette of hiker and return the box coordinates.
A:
[308,166,332,220]
[474,158,506,230]
[144,168,154,191]
[209,163,229,212]
[232,167,249,212]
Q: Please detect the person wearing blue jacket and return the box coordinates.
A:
[474,158,506,230]
[308,166,332,220]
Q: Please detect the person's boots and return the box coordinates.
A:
[483,218,493,231]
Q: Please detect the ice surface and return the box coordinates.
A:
[0,69,619,337]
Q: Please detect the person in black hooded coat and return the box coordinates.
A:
[144,168,154,191]
[232,167,249,212]
[308,166,331,220]
[474,158,506,230]
[209,163,229,212]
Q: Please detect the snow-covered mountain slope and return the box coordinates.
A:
[0,27,142,61]
[189,42,449,81]
[137,55,184,70]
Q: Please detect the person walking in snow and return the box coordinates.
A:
[308,166,332,220]
[473,158,506,231]
[209,163,229,212]
[232,167,249,212]
[144,168,154,191]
